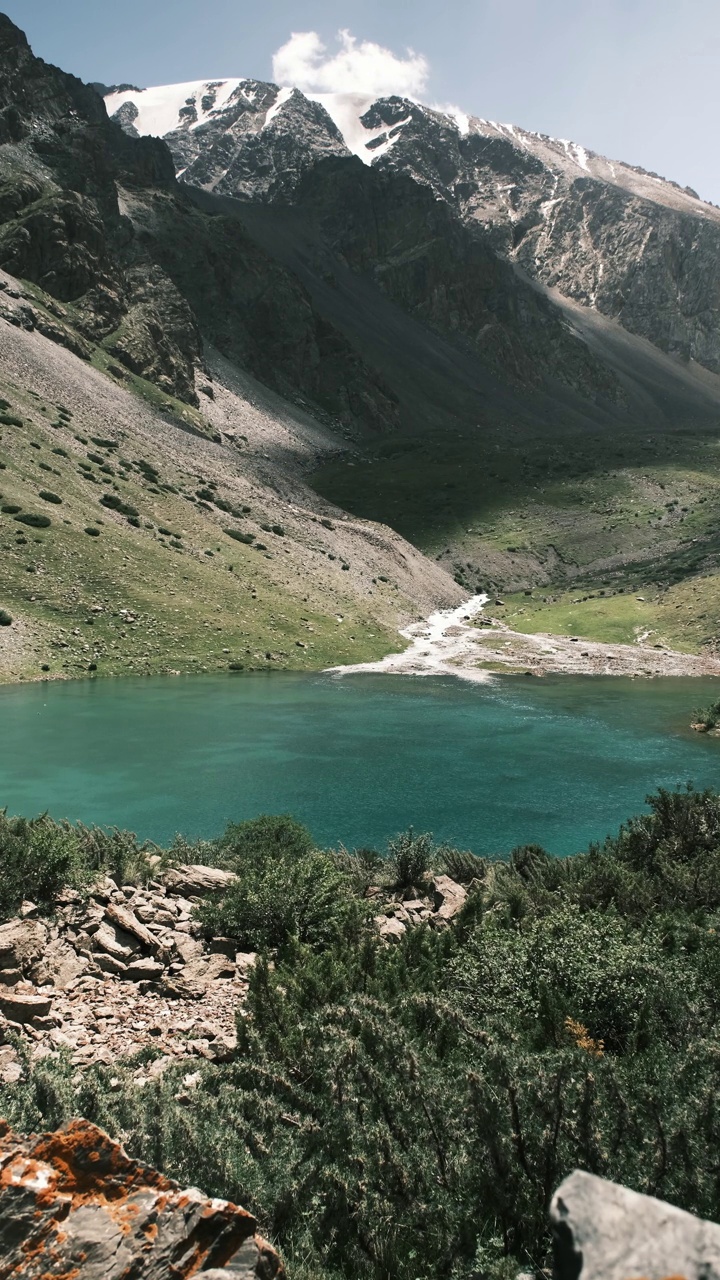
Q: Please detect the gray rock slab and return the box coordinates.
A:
[551,1169,720,1280]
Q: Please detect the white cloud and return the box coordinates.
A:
[272,29,429,99]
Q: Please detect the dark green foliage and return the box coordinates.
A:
[225,528,254,544]
[440,845,487,883]
[11,788,720,1279]
[90,438,117,449]
[84,526,101,536]
[0,813,160,923]
[14,512,51,528]
[388,827,434,892]
[198,815,362,952]
[0,411,23,427]
[1,503,21,513]
[38,490,62,504]
[0,812,81,919]
[0,609,12,625]
[693,699,720,730]
[100,493,138,518]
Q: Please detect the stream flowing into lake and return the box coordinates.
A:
[1,672,720,855]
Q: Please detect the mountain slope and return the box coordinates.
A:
[0,271,460,683]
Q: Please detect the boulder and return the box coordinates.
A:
[551,1168,720,1280]
[164,863,238,895]
[0,1119,284,1278]
[431,875,467,922]
[91,919,140,960]
[31,938,89,988]
[105,901,160,952]
[0,991,53,1023]
[376,914,407,942]
[0,917,48,971]
[0,1044,21,1084]
[124,956,165,982]
[168,929,204,964]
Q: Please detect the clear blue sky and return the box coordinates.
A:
[7,0,720,202]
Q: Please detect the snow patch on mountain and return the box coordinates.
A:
[309,92,410,160]
[105,79,244,137]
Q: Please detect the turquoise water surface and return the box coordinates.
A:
[1,672,720,855]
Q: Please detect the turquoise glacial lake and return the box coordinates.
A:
[1,672,720,856]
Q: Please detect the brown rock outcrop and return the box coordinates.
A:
[0,1117,284,1278]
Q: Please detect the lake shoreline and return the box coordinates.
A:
[3,595,720,688]
[327,595,720,683]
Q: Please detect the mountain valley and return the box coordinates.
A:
[2,13,720,678]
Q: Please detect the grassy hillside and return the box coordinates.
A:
[313,417,720,653]
[0,318,462,684]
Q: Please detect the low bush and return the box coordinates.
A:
[100,493,138,518]
[693,698,720,730]
[14,513,51,528]
[225,528,254,544]
[0,412,23,427]
[0,813,162,922]
[0,609,12,625]
[197,815,364,952]
[388,826,435,892]
[38,490,62,504]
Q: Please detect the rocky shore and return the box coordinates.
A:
[330,595,720,682]
[0,864,468,1083]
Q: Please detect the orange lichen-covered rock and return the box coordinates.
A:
[0,1118,284,1278]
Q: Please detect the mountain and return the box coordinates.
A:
[106,79,720,374]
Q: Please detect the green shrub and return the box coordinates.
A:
[388,827,434,892]
[100,493,138,518]
[1,503,21,514]
[84,527,101,536]
[38,490,62,504]
[212,814,315,873]
[0,609,12,625]
[693,698,720,730]
[0,813,82,920]
[197,815,361,952]
[441,846,486,883]
[225,529,254,544]
[0,412,23,427]
[14,513,51,528]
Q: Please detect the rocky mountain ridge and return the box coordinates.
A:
[106,76,720,373]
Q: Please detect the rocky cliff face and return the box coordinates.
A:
[0,1118,284,1277]
[107,77,720,375]
[0,19,401,428]
[376,110,720,374]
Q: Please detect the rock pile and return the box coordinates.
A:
[0,1117,284,1278]
[373,874,468,941]
[0,865,256,1078]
